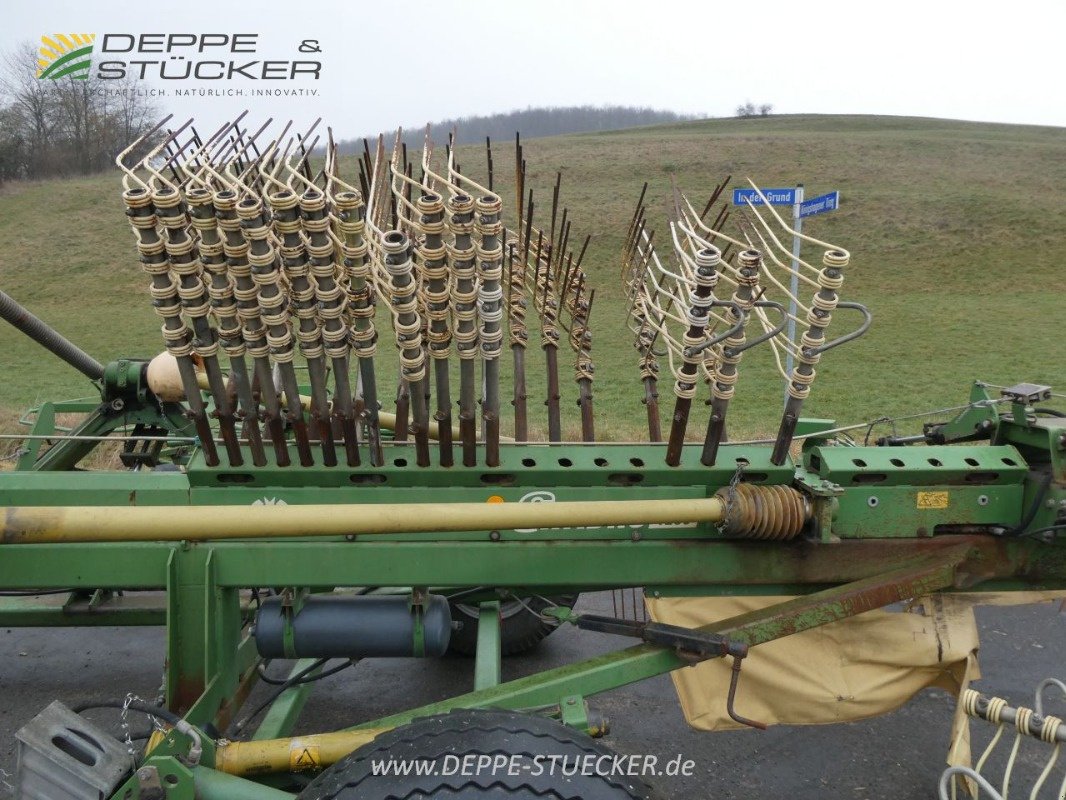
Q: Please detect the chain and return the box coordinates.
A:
[121,692,166,756]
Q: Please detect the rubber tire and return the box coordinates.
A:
[297,708,660,800]
[447,594,579,657]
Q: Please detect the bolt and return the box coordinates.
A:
[566,697,577,706]
[489,530,501,541]
[631,529,642,541]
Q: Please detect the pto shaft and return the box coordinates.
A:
[1,497,730,544]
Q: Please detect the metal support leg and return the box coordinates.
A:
[473,600,502,691]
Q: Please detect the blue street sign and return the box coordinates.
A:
[732,187,795,206]
[798,191,841,218]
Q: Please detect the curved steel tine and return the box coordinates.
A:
[115,114,175,190]
[728,299,789,354]
[682,300,747,358]
[804,301,872,356]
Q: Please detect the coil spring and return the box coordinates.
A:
[713,483,809,541]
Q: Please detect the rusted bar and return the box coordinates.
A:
[418,191,454,467]
[268,184,337,467]
[213,188,290,466]
[575,287,596,442]
[771,249,849,464]
[702,249,761,466]
[330,177,383,466]
[382,231,431,467]
[122,183,220,466]
[476,192,504,466]
[300,184,360,467]
[448,193,479,465]
[185,187,267,466]
[510,199,535,442]
[236,193,315,466]
[665,247,720,466]
[153,185,244,466]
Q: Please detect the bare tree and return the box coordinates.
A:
[735,102,773,118]
[0,41,162,180]
[0,43,59,176]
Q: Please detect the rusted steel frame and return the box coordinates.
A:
[714,545,974,645]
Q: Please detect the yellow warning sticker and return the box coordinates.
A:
[916,491,949,509]
[291,745,321,771]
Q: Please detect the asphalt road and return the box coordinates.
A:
[1,593,1063,799]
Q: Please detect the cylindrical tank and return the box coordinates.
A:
[254,594,452,659]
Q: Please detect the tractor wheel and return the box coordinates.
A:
[447,594,579,656]
[296,708,660,800]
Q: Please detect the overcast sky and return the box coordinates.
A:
[5,0,1065,139]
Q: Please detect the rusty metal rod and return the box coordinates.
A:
[0,290,104,382]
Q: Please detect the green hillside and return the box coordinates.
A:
[1,114,1063,443]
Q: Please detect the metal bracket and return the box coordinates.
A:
[135,765,165,800]
[552,612,766,730]
[566,613,747,659]
[279,588,308,660]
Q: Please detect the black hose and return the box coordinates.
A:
[71,700,185,728]
[1011,471,1054,536]
[1035,408,1066,418]
[0,289,105,381]
[229,658,357,738]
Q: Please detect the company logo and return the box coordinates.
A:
[37,34,96,80]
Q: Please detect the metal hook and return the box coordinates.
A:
[803,301,872,357]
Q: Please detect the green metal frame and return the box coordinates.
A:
[1,370,1064,799]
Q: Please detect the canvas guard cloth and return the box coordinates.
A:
[645,592,1065,775]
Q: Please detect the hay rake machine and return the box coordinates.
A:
[1,113,1065,800]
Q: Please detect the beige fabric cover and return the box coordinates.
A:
[645,591,1065,780]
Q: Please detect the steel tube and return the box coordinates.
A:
[214,730,385,777]
[192,765,298,797]
[0,497,727,544]
[0,290,104,381]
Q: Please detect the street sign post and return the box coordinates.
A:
[799,191,840,219]
[734,184,841,405]
[731,187,795,206]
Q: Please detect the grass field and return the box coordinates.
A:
[0,114,1063,447]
